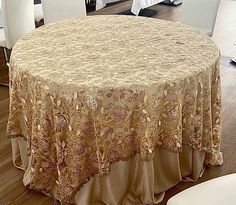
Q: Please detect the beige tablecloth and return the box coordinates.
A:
[8,15,223,204]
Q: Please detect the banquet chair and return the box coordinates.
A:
[41,0,87,24]
[34,3,44,24]
[180,0,221,36]
[0,0,35,64]
[0,1,42,27]
[0,1,2,27]
[167,174,236,205]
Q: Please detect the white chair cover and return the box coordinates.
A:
[1,0,35,49]
[180,0,221,36]
[167,174,236,205]
[41,0,87,24]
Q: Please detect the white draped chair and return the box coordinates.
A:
[0,1,44,27]
[34,3,44,24]
[167,174,236,205]
[0,0,35,64]
[0,1,2,27]
[41,0,87,24]
[180,0,221,36]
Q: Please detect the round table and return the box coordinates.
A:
[8,15,223,204]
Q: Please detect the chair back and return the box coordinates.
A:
[1,0,35,49]
[180,0,221,36]
[41,0,87,24]
[167,174,236,205]
[0,1,3,27]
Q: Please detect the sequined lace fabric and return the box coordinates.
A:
[8,15,222,203]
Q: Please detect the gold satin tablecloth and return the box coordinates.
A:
[7,15,223,204]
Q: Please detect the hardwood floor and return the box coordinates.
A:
[0,0,236,204]
[213,0,236,57]
[0,50,9,86]
[0,89,53,202]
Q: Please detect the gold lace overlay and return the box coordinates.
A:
[7,15,222,203]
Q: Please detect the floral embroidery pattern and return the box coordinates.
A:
[7,16,222,203]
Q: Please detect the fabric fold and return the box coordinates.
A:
[12,136,205,205]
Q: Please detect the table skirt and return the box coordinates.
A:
[12,137,205,205]
[96,0,120,10]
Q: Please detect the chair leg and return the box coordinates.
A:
[2,47,9,67]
